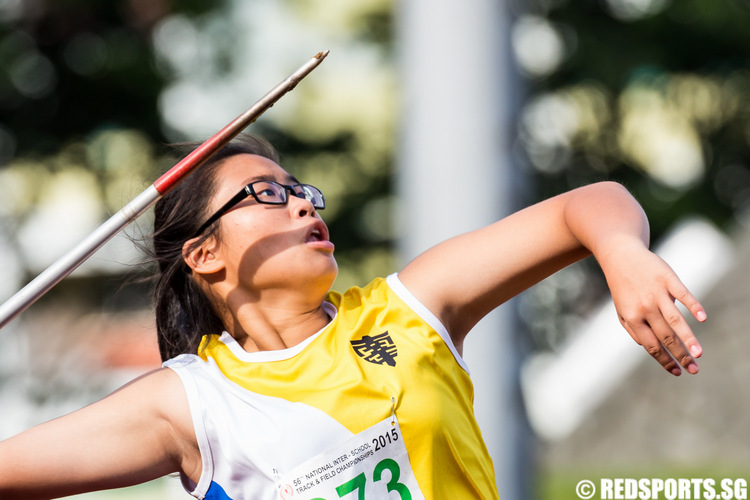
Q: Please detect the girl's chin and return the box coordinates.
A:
[241,249,337,286]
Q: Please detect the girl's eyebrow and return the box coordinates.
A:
[243,174,301,185]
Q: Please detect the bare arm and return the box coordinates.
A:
[398,181,706,375]
[0,368,199,500]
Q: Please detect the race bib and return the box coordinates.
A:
[277,417,425,500]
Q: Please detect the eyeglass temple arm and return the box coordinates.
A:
[0,50,330,331]
[193,187,253,238]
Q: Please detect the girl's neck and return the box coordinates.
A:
[220,290,332,353]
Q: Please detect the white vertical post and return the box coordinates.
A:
[396,1,530,499]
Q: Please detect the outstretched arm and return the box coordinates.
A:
[398,181,706,376]
[0,368,199,500]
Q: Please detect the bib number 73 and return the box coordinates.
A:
[278,418,424,500]
[313,458,412,500]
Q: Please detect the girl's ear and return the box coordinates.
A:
[183,236,225,275]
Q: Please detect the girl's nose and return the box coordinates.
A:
[289,194,316,218]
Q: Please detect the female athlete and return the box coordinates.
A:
[0,135,706,499]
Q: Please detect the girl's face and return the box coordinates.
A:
[203,153,338,297]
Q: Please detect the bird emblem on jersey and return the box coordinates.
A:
[350,331,398,367]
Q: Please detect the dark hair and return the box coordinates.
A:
[152,134,281,361]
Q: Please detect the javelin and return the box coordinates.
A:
[0,50,330,330]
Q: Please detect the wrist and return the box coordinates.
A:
[593,233,649,273]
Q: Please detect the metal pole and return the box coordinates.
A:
[0,50,329,330]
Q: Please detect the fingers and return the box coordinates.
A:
[668,275,708,325]
[620,298,703,376]
[625,318,685,376]
[666,275,706,358]
[660,299,703,359]
[648,305,699,375]
[608,250,707,376]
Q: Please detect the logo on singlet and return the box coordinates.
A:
[350,332,398,367]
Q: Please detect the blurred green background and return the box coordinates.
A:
[0,0,748,498]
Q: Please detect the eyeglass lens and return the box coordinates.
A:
[250,181,324,209]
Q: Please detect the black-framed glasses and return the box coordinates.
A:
[193,180,325,237]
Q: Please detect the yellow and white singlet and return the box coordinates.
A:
[164,274,498,499]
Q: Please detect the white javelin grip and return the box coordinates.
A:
[0,50,330,330]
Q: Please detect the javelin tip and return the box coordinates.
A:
[314,50,330,60]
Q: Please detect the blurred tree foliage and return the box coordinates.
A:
[511,0,750,350]
[1,1,172,154]
[514,0,750,237]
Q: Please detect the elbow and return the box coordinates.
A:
[581,180,644,213]
[563,180,650,250]
[590,180,631,196]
